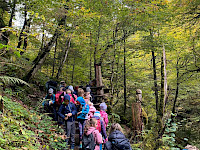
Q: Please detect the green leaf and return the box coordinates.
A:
[171,133,175,137]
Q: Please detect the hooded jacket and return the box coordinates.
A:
[86,127,102,150]
[77,97,89,120]
[88,105,96,119]
[58,102,77,122]
[104,130,132,150]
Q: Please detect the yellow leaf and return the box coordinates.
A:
[54,139,58,142]
[35,13,39,18]
[41,15,45,21]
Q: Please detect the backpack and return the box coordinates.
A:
[111,138,131,150]
[55,92,63,105]
[45,81,57,93]
[82,132,95,150]
[96,119,101,133]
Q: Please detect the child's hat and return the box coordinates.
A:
[86,87,91,92]
[93,111,101,119]
[68,85,74,92]
[64,94,70,101]
[77,97,85,106]
[48,88,54,94]
[100,102,107,111]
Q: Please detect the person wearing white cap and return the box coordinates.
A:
[44,88,57,121]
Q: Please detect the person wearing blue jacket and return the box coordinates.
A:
[76,88,89,148]
[58,94,77,150]
[44,88,57,121]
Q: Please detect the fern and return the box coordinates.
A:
[0,76,30,87]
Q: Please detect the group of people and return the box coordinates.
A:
[43,81,132,150]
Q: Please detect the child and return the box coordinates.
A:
[44,88,57,121]
[66,89,77,104]
[55,86,65,106]
[83,118,103,150]
[100,102,109,128]
[104,123,132,150]
[57,94,77,150]
[84,92,91,104]
[59,80,66,88]
[87,101,96,120]
[77,88,89,148]
[93,111,107,150]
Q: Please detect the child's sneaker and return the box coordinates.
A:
[71,144,74,150]
[79,143,82,148]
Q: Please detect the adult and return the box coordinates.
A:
[104,123,132,150]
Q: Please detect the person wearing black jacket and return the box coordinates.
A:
[58,94,77,150]
[104,123,132,150]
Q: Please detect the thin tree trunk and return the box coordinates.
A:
[24,30,59,82]
[154,53,164,150]
[110,30,116,104]
[52,37,58,77]
[172,57,180,115]
[163,45,168,113]
[99,30,135,64]
[33,23,45,64]
[0,1,8,45]
[18,5,27,50]
[40,23,45,50]
[90,32,92,80]
[152,50,159,113]
[159,53,164,129]
[56,33,72,79]
[94,17,102,79]
[123,29,127,115]
[71,52,76,84]
[22,18,31,51]
[8,0,16,27]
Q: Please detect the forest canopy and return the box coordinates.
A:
[0,0,200,149]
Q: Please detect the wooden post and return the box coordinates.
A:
[132,89,143,142]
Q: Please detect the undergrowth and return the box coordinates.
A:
[0,95,66,150]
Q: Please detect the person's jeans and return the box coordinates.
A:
[65,121,75,146]
[78,119,86,141]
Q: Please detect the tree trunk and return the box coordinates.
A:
[132,89,143,142]
[33,23,45,64]
[71,52,76,84]
[90,32,92,80]
[172,57,180,115]
[52,37,58,77]
[56,33,72,79]
[0,1,8,45]
[152,50,159,113]
[163,45,168,113]
[159,53,164,129]
[8,0,16,27]
[123,29,127,115]
[17,5,27,50]
[94,17,102,79]
[22,18,31,51]
[110,30,116,105]
[24,30,59,82]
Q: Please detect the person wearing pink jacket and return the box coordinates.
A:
[100,102,109,128]
[66,89,77,104]
[85,118,102,150]
[87,101,96,119]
